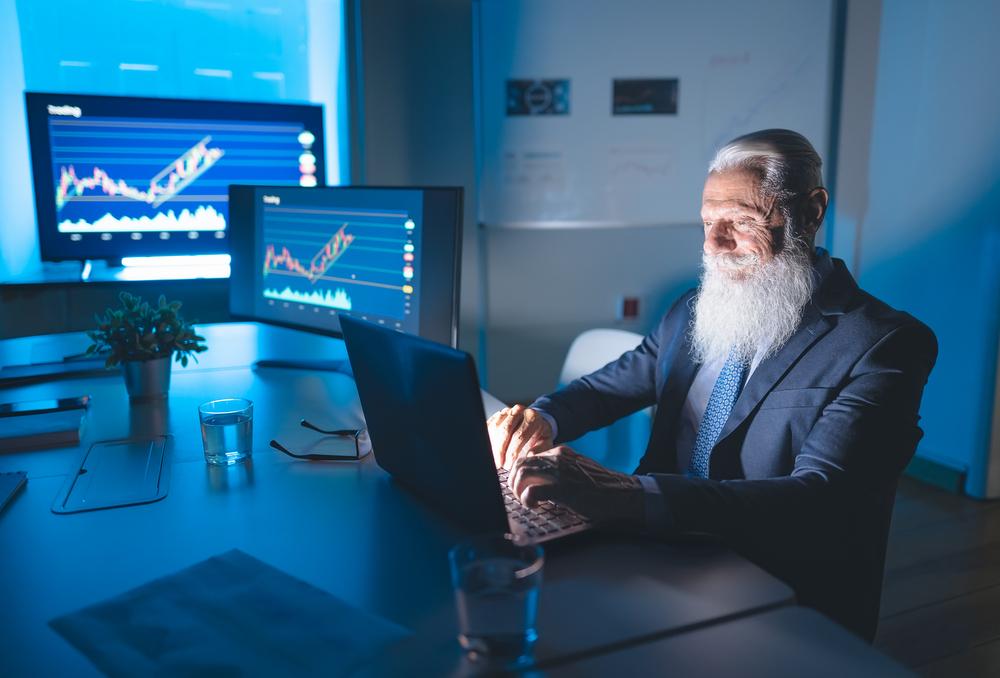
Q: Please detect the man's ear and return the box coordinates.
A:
[800,187,829,238]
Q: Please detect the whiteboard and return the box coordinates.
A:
[478,0,835,227]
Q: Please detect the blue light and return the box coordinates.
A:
[2,0,347,280]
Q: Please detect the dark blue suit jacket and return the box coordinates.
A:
[532,257,937,640]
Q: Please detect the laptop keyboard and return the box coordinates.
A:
[497,467,588,538]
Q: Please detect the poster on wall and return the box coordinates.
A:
[506,79,571,116]
[612,79,678,115]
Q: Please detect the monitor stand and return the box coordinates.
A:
[252,359,353,377]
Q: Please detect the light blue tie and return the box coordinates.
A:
[687,353,750,478]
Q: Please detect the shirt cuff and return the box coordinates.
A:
[637,474,673,533]
[529,407,558,441]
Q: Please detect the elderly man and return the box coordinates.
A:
[487,129,937,641]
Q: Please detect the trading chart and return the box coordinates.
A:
[49,116,318,242]
[260,203,419,326]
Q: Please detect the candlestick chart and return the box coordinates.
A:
[260,204,418,323]
[55,136,224,211]
[48,115,315,237]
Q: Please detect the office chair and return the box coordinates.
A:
[558,328,653,473]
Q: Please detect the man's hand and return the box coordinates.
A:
[509,445,645,527]
[487,405,554,470]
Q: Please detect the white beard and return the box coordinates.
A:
[690,240,815,366]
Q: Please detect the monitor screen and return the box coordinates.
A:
[228,185,462,347]
[24,92,325,262]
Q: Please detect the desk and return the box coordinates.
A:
[0,323,799,675]
[545,607,911,677]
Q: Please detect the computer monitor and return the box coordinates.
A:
[24,92,325,262]
[228,185,462,347]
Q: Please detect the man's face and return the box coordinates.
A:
[700,169,785,279]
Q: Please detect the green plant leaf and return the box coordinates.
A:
[88,291,207,370]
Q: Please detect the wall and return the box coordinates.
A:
[15,0,313,102]
[484,223,703,402]
[826,0,880,270]
[834,0,1000,497]
[0,0,37,283]
[992,336,1000,494]
[348,0,480,361]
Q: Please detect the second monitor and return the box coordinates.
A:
[228,185,463,347]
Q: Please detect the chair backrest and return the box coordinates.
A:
[559,328,645,386]
[558,328,651,473]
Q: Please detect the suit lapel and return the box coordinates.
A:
[652,292,700,421]
[658,333,699,425]
[638,306,700,474]
[714,305,833,445]
[714,256,857,446]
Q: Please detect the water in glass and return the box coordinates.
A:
[454,555,541,667]
[201,412,252,465]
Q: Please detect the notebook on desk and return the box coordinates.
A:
[339,316,591,544]
[0,398,88,452]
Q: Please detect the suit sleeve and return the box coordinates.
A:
[529,297,686,444]
[646,320,938,541]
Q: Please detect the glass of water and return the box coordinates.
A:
[198,398,253,466]
[448,534,544,669]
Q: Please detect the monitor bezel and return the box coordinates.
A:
[24,91,326,262]
[228,184,463,348]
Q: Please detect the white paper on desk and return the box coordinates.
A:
[50,549,410,677]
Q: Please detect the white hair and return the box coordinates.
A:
[690,130,824,365]
[709,129,824,225]
[690,231,815,365]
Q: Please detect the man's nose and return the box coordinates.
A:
[704,223,736,255]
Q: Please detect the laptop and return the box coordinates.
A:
[339,316,591,544]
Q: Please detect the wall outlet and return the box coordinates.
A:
[618,296,640,320]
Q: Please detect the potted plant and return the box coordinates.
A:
[86,292,207,400]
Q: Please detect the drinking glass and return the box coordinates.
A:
[198,398,253,466]
[448,534,544,669]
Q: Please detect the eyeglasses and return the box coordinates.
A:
[269,419,371,461]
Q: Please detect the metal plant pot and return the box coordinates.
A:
[122,356,172,400]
